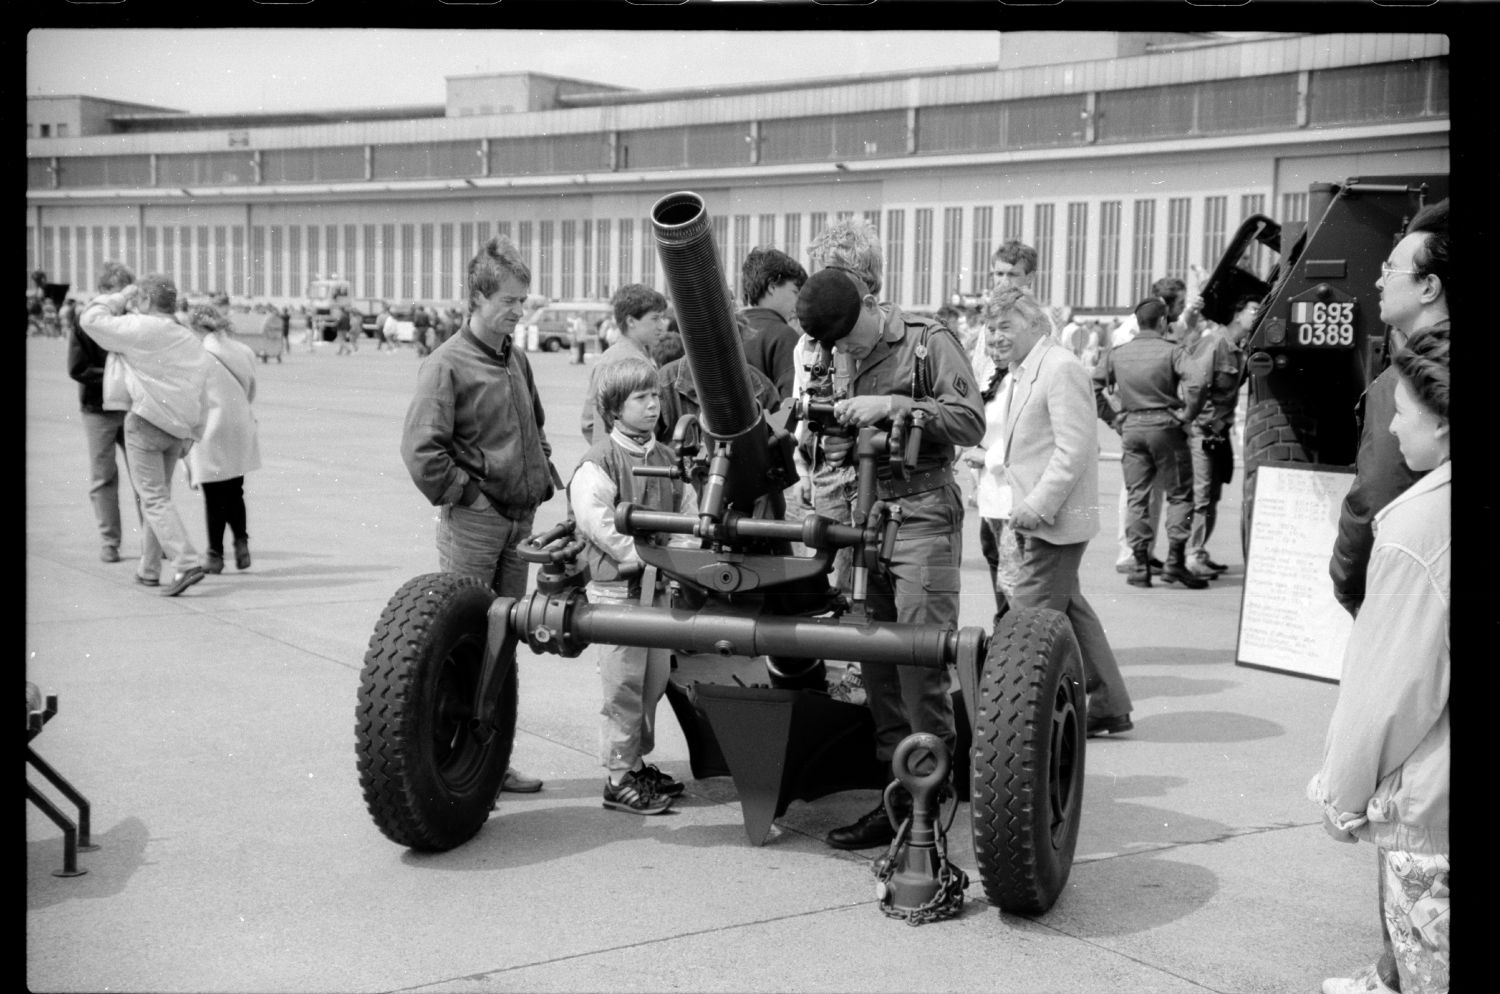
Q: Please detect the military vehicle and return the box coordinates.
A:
[1197,174,1447,545]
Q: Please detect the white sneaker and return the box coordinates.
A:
[1321,963,1398,994]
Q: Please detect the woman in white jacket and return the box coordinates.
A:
[186,306,263,573]
[1310,327,1449,994]
[961,300,1020,621]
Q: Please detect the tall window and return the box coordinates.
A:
[758,213,776,249]
[1002,205,1024,243]
[345,225,359,297]
[325,224,339,276]
[1202,196,1228,274]
[1097,201,1122,309]
[885,209,906,305]
[232,226,245,295]
[380,224,395,299]
[1165,197,1192,281]
[270,227,284,296]
[914,208,934,307]
[810,212,828,242]
[784,213,803,266]
[641,219,656,288]
[618,219,633,290]
[420,223,434,300]
[595,219,610,299]
[560,220,577,299]
[538,220,555,299]
[460,222,474,274]
[1280,192,1308,224]
[60,227,74,289]
[940,207,963,306]
[863,210,880,236]
[400,223,415,299]
[306,226,320,280]
[440,224,454,300]
[126,228,138,278]
[1064,202,1088,308]
[251,227,266,297]
[733,214,751,301]
[580,221,593,299]
[1033,204,1055,303]
[518,221,533,280]
[1131,200,1156,302]
[160,226,174,282]
[287,226,300,298]
[970,206,994,295]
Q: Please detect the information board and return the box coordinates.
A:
[1236,463,1356,683]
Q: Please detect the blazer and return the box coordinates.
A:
[1002,337,1101,546]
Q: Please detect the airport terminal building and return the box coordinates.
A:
[25,31,1449,313]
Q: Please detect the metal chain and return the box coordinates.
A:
[872,794,970,926]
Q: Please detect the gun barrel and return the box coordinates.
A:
[650,192,758,441]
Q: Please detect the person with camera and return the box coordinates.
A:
[795,252,985,851]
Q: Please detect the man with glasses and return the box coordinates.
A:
[1330,199,1450,618]
[401,234,559,797]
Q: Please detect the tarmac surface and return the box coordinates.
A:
[27,331,1376,994]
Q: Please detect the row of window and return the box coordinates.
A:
[27,122,70,139]
[29,60,1447,191]
[29,192,1310,312]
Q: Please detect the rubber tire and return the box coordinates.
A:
[542,337,561,353]
[970,606,1086,916]
[1239,397,1318,556]
[356,572,516,852]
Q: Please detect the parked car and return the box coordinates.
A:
[519,301,612,352]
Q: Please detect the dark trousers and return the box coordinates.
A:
[1121,416,1194,554]
[977,516,1011,619]
[1012,535,1133,719]
[202,477,248,555]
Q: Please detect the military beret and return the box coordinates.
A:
[796,267,864,346]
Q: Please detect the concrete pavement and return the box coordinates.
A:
[27,333,1375,993]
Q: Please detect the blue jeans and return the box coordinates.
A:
[82,408,140,551]
[123,413,196,578]
[784,461,858,595]
[435,501,535,597]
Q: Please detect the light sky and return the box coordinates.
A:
[26,30,1009,115]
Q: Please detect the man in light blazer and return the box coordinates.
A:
[993,287,1134,737]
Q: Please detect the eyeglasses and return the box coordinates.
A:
[1379,261,1422,279]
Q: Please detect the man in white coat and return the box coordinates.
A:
[80,269,213,596]
[186,306,263,573]
[993,286,1134,737]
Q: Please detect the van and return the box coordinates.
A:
[519,301,612,352]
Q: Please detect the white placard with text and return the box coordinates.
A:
[1236,463,1356,683]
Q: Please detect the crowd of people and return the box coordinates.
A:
[66,263,263,596]
[53,193,1448,992]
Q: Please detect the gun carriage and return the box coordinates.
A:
[356,192,1088,915]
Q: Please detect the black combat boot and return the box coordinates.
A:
[1126,547,1152,588]
[1160,541,1209,589]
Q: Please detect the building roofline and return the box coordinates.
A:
[28,93,186,114]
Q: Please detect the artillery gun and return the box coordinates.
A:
[355,192,1088,916]
[1196,174,1447,547]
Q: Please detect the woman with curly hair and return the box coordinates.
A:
[1311,326,1450,994]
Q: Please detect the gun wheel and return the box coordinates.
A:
[969,607,1086,916]
[356,573,515,852]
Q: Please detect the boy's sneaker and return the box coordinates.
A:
[637,763,685,798]
[603,771,673,815]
